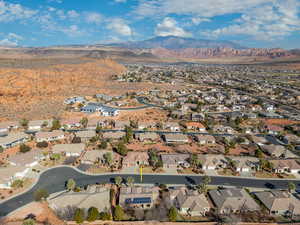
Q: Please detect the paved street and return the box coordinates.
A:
[1,166,300,217]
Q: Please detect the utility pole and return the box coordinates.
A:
[140,165,143,183]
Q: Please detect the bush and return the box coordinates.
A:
[115,142,128,156]
[168,207,178,222]
[113,205,125,221]
[99,212,112,220]
[73,208,85,224]
[34,188,49,201]
[99,140,108,149]
[51,119,61,130]
[11,179,24,188]
[22,219,35,225]
[72,136,81,143]
[87,207,99,222]
[20,144,31,153]
[36,141,48,148]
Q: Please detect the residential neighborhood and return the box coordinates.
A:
[1,63,300,224]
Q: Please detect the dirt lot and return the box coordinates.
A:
[2,202,63,225]
[0,178,34,201]
[0,58,172,122]
[263,119,300,126]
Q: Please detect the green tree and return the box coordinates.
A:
[11,179,24,189]
[89,136,99,143]
[99,140,108,149]
[115,142,128,156]
[255,148,263,158]
[113,205,125,221]
[189,154,200,169]
[50,153,61,163]
[0,146,4,153]
[36,141,48,148]
[87,207,99,222]
[80,117,88,128]
[224,146,230,155]
[99,212,112,220]
[259,159,273,172]
[196,183,208,194]
[96,125,102,133]
[126,176,135,186]
[51,119,61,130]
[66,178,76,191]
[42,121,48,127]
[288,182,296,193]
[149,150,159,167]
[73,208,85,224]
[114,176,123,186]
[124,126,133,143]
[197,175,211,194]
[20,118,29,128]
[20,144,31,153]
[34,188,49,201]
[104,152,113,166]
[168,206,178,222]
[22,219,35,225]
[203,175,211,185]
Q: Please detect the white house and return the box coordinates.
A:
[0,132,29,149]
[0,166,29,189]
[36,130,65,142]
[52,143,85,157]
[8,149,45,167]
[28,119,52,131]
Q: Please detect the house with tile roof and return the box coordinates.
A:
[209,188,260,214]
[169,187,211,216]
[254,190,300,215]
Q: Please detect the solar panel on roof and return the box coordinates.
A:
[132,197,151,204]
[125,197,151,204]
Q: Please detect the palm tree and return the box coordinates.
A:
[114,176,123,186]
[203,175,211,185]
[288,182,296,193]
[126,176,135,187]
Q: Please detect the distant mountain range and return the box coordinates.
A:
[1,36,299,61]
[107,36,300,59]
[109,36,245,50]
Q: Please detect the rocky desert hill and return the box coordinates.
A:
[151,47,291,59]
[0,58,128,121]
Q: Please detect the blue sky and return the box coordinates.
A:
[0,0,299,48]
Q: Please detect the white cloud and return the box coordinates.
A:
[135,0,300,41]
[67,10,79,19]
[201,0,300,41]
[107,18,132,36]
[155,17,192,37]
[0,0,37,22]
[0,38,17,46]
[191,17,211,25]
[114,0,127,3]
[0,32,23,46]
[56,9,66,19]
[61,25,84,37]
[8,33,23,40]
[85,12,102,24]
[135,0,273,18]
